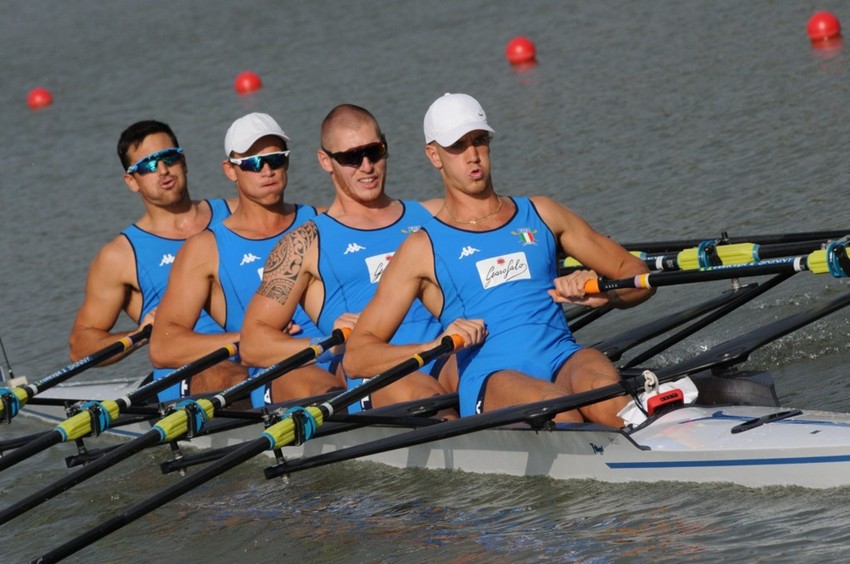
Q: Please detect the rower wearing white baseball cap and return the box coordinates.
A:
[344,93,654,426]
[150,112,344,407]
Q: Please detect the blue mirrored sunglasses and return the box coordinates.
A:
[228,150,290,172]
[126,147,184,175]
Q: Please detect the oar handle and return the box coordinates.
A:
[217,328,350,406]
[125,342,239,405]
[326,334,464,416]
[31,324,153,392]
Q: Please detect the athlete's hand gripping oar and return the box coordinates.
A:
[582,244,850,294]
[272,288,850,477]
[35,335,463,563]
[0,326,152,423]
[0,343,237,474]
[0,333,344,528]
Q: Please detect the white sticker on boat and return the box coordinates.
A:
[475,252,530,289]
[365,252,395,284]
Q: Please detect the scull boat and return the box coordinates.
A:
[16,366,850,490]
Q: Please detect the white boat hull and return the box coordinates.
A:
[19,379,850,489]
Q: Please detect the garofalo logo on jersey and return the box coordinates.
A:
[475,252,530,289]
[365,252,395,284]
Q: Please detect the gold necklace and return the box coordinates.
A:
[443,196,503,225]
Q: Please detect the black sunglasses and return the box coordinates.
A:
[322,135,388,167]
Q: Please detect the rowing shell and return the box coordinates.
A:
[19,374,850,490]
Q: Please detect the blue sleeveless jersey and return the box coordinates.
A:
[209,204,323,407]
[423,197,581,416]
[313,201,442,412]
[122,199,231,402]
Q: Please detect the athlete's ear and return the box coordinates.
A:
[424,143,442,170]
[123,172,141,193]
[222,160,238,182]
[317,148,334,174]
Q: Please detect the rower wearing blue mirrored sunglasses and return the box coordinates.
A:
[228,151,290,172]
[125,147,184,175]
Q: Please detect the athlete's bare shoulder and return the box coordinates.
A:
[94,234,137,286]
[256,220,318,303]
[418,197,444,216]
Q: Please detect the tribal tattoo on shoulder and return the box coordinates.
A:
[257,221,317,305]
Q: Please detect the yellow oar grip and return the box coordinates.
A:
[262,405,324,450]
[0,387,31,417]
[153,398,216,442]
[677,243,758,270]
[806,247,850,275]
[55,400,121,442]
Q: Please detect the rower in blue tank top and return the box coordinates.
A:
[343,93,653,427]
[150,112,345,410]
[313,201,444,412]
[209,204,326,407]
[122,198,232,402]
[239,104,454,419]
[423,197,581,415]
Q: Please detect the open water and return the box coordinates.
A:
[2,1,850,562]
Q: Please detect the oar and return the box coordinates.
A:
[583,245,850,294]
[592,274,790,362]
[564,238,838,273]
[0,332,345,529]
[0,326,152,423]
[621,229,850,254]
[35,335,462,563]
[0,343,237,471]
[271,288,850,477]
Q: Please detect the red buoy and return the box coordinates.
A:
[505,37,537,65]
[234,71,262,95]
[807,11,841,43]
[27,87,53,110]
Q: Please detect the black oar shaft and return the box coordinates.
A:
[212,329,347,409]
[31,326,152,395]
[35,436,269,563]
[624,230,849,253]
[0,431,161,527]
[124,343,237,406]
[0,431,62,472]
[589,257,805,293]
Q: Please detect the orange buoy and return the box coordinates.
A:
[505,36,537,65]
[234,71,262,94]
[807,11,841,43]
[27,87,53,110]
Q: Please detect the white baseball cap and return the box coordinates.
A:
[423,93,495,146]
[224,112,291,155]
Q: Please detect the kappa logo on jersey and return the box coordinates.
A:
[159,253,175,267]
[458,246,480,259]
[365,253,395,284]
[344,242,366,255]
[475,252,531,289]
[240,253,261,266]
[511,228,538,246]
[401,225,422,234]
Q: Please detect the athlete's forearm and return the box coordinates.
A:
[343,332,442,380]
[149,323,239,368]
[239,321,314,368]
[68,326,148,365]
